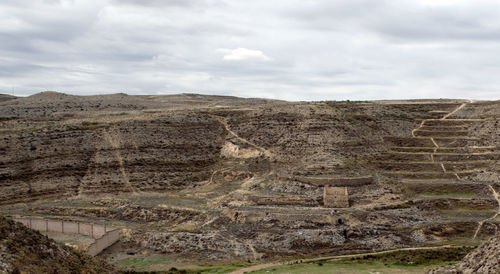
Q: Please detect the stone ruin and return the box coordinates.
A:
[280,175,375,208]
[323,186,349,208]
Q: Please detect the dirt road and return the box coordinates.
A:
[229,245,456,274]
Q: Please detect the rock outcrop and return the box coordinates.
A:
[0,114,225,204]
[428,235,500,274]
[1,94,499,263]
[0,215,114,273]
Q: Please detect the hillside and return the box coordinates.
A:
[0,215,114,273]
[0,91,275,118]
[0,94,16,103]
[0,93,499,270]
[428,235,500,273]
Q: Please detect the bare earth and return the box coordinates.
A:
[0,92,499,271]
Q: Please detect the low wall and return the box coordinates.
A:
[87,229,121,256]
[249,195,318,206]
[282,176,374,187]
[12,216,119,256]
[324,186,349,208]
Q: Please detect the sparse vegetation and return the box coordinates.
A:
[250,247,474,274]
[1,94,499,272]
[0,215,114,273]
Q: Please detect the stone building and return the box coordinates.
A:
[323,186,349,207]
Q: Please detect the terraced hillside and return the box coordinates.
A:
[0,113,226,204]
[376,101,500,240]
[382,102,497,181]
[0,93,498,271]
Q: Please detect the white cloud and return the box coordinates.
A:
[0,0,499,100]
[222,48,271,61]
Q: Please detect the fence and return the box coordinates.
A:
[12,216,120,256]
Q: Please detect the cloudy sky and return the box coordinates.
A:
[1,0,500,101]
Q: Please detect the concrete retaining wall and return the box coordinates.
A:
[87,229,120,256]
[80,223,93,237]
[63,221,79,234]
[31,219,47,231]
[11,216,119,256]
[48,220,63,232]
[93,224,107,238]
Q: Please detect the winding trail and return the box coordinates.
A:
[473,185,500,239]
[413,103,470,181]
[103,128,137,194]
[433,101,500,239]
[77,128,137,196]
[229,101,487,274]
[434,101,500,239]
[442,103,467,120]
[430,137,439,150]
[435,103,471,180]
[411,120,426,138]
[402,101,497,239]
[245,241,259,261]
[214,116,273,159]
[208,168,231,184]
[229,245,457,274]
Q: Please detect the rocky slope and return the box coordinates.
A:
[0,112,226,204]
[0,94,16,103]
[428,235,500,274]
[0,93,426,205]
[0,91,274,118]
[0,215,113,273]
[0,93,499,264]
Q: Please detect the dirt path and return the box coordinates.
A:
[430,103,471,180]
[230,263,278,274]
[442,103,467,120]
[77,128,138,196]
[229,245,456,274]
[214,116,273,159]
[411,120,426,138]
[430,138,439,150]
[408,102,498,238]
[489,185,500,219]
[245,241,259,261]
[424,127,461,180]
[473,185,500,239]
[208,168,231,184]
[437,102,500,239]
[103,128,137,193]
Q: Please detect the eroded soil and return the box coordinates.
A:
[1,93,499,270]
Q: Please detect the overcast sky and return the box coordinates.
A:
[1,0,500,101]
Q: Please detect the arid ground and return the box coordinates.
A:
[0,92,499,273]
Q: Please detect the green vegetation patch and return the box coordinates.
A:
[252,247,473,274]
[251,261,446,274]
[116,257,168,269]
[115,255,249,273]
[188,263,251,274]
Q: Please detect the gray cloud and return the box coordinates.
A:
[115,0,217,7]
[0,0,499,100]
